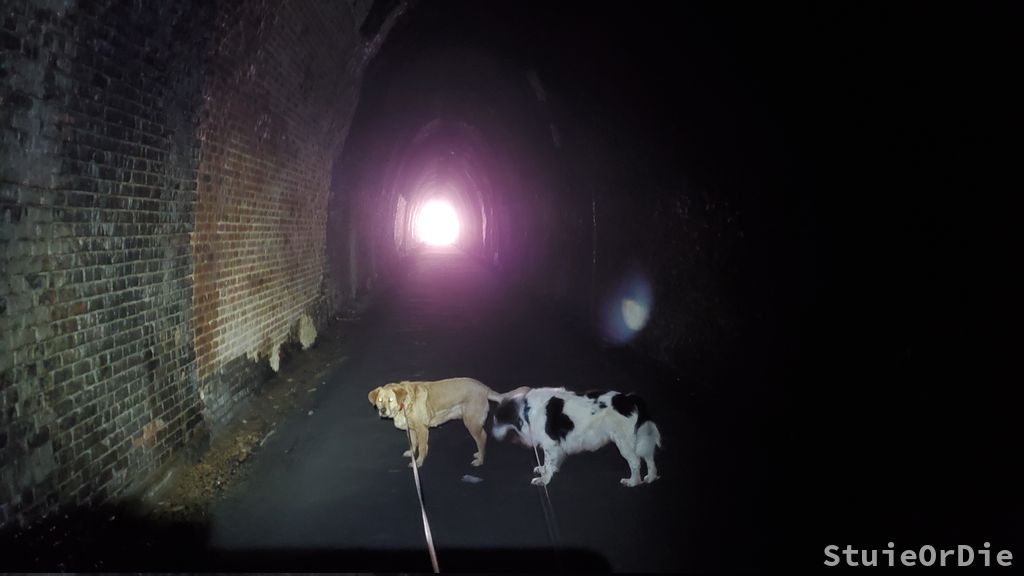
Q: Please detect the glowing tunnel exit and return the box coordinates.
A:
[415,198,461,246]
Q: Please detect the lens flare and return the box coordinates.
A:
[621,298,649,331]
[415,199,460,246]
[600,271,653,345]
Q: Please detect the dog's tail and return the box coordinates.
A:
[637,421,662,455]
[488,386,531,403]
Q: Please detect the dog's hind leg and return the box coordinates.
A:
[639,444,659,484]
[465,413,488,467]
[613,434,643,487]
[637,422,661,483]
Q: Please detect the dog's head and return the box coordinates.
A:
[492,394,527,444]
[368,383,409,419]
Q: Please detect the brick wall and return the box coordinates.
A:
[0,0,212,525]
[191,0,368,423]
[1,0,402,527]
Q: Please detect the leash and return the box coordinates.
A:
[402,405,440,573]
[525,420,561,544]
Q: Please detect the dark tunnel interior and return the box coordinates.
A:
[1,0,1017,571]
[329,0,791,380]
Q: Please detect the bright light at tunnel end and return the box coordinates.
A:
[416,199,460,246]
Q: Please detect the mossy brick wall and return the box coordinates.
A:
[1,0,385,527]
[0,0,212,526]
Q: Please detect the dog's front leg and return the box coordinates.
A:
[531,446,564,486]
[403,426,417,459]
[410,424,429,467]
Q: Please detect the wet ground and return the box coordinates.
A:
[1,247,766,572]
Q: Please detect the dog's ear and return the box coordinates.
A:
[393,386,408,405]
[368,387,381,406]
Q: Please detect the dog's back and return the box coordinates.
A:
[494,386,662,486]
[558,388,661,456]
[410,377,492,422]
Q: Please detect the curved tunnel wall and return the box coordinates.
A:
[0,0,404,527]
[190,0,368,424]
[386,120,502,259]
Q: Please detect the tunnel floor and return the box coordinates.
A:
[2,248,763,572]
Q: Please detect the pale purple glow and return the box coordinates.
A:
[415,199,460,246]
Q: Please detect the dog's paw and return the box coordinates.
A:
[644,473,660,484]
[471,457,484,467]
[531,476,550,486]
[620,477,641,487]
[402,449,414,458]
[533,465,546,475]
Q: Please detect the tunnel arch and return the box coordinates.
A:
[328,42,561,302]
[385,119,505,258]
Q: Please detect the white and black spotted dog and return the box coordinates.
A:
[491,387,662,487]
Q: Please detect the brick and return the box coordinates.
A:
[2,0,371,529]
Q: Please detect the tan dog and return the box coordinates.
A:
[368,378,525,468]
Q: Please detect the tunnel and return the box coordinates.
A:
[1,0,1015,572]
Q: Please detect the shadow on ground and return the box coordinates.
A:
[0,502,609,572]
